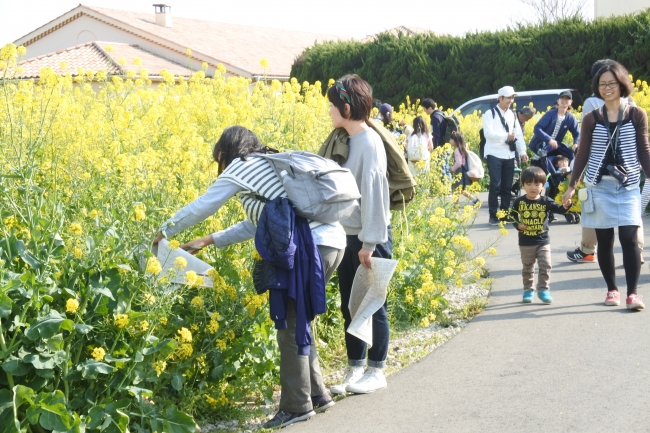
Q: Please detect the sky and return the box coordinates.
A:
[0,0,595,45]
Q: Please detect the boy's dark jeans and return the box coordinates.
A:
[487,155,515,218]
[337,227,392,368]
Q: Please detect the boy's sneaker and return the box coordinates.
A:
[489,217,500,226]
[330,365,364,395]
[537,290,553,304]
[311,393,335,413]
[522,290,534,303]
[567,248,596,263]
[345,367,387,394]
[626,294,645,310]
[605,290,620,306]
[262,410,315,429]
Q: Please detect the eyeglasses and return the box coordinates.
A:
[598,81,619,89]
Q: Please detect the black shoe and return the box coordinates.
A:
[489,217,500,226]
[311,393,335,413]
[262,410,315,429]
[566,248,596,263]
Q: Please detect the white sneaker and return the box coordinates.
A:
[345,367,387,394]
[329,366,364,395]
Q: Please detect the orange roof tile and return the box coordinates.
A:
[17,41,193,79]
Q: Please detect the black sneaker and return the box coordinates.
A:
[262,410,315,429]
[489,217,500,226]
[566,248,596,263]
[311,393,335,413]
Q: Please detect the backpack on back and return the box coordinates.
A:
[478,107,495,161]
[465,150,484,181]
[435,109,460,145]
[406,133,430,162]
[257,151,361,224]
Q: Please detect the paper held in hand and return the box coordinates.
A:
[153,239,214,288]
[347,257,399,346]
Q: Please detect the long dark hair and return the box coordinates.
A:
[212,126,274,174]
[450,132,468,159]
[412,115,429,136]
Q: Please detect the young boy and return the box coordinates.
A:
[547,155,572,222]
[511,166,571,304]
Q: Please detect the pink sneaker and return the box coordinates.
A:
[626,294,645,310]
[604,291,620,306]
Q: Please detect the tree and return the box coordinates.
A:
[520,0,589,23]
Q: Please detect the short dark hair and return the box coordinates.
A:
[591,59,614,79]
[326,74,373,121]
[592,61,634,98]
[521,166,546,184]
[555,155,569,166]
[518,106,536,117]
[213,126,269,173]
[420,98,437,110]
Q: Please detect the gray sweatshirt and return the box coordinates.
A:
[341,127,391,250]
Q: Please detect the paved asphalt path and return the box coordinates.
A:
[289,192,650,432]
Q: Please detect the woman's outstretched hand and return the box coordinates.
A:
[562,187,575,208]
[181,236,214,255]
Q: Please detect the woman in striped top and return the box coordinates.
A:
[563,61,650,310]
[155,126,346,428]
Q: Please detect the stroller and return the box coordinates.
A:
[529,142,581,224]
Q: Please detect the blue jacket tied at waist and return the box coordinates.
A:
[254,197,326,356]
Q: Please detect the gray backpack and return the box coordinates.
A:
[257,151,360,224]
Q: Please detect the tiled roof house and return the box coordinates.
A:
[13,4,346,81]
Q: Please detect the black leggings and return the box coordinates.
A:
[595,226,640,296]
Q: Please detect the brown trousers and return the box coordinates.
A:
[277,245,344,413]
[520,244,552,291]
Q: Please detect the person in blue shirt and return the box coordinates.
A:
[529,90,580,169]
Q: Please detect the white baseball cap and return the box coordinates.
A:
[498,86,517,97]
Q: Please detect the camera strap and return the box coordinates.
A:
[493,107,510,133]
[587,104,626,183]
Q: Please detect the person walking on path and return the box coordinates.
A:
[405,115,433,174]
[511,166,571,304]
[326,75,393,395]
[483,86,529,226]
[562,61,650,310]
[449,132,480,205]
[153,126,346,429]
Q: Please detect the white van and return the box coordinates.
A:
[454,89,583,117]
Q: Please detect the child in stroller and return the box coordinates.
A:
[530,145,581,224]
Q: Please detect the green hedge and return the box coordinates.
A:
[291,11,650,108]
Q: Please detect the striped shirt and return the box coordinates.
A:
[571,106,650,188]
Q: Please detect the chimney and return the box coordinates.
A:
[153,4,172,28]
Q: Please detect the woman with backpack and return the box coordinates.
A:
[449,132,480,205]
[405,115,433,174]
[153,126,346,429]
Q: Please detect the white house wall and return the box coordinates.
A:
[595,0,650,17]
[21,15,229,78]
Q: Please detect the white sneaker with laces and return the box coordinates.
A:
[345,367,387,394]
[329,366,364,395]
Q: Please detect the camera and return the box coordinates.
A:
[506,139,517,152]
[606,164,627,183]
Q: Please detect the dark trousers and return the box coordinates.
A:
[337,228,392,368]
[487,155,515,218]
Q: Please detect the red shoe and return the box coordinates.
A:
[604,291,620,306]
[626,294,645,310]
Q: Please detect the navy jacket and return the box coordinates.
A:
[431,110,447,148]
[529,108,580,153]
[255,198,326,356]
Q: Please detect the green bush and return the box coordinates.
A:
[292,10,650,108]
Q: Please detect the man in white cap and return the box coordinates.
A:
[482,85,528,225]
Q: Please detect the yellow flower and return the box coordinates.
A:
[139,320,149,332]
[89,209,99,218]
[474,257,486,267]
[487,247,497,256]
[177,327,192,343]
[143,293,156,305]
[69,223,83,236]
[104,45,113,53]
[499,227,508,236]
[176,343,193,359]
[173,256,187,270]
[215,339,227,350]
[146,257,162,275]
[133,57,142,66]
[159,317,168,326]
[496,209,508,219]
[65,298,79,313]
[133,203,146,221]
[114,313,129,328]
[252,250,262,261]
[201,62,208,70]
[420,317,430,328]
[72,247,83,259]
[91,347,106,361]
[16,45,26,56]
[207,320,219,334]
[190,296,204,309]
[152,360,166,376]
[259,58,269,69]
[168,240,180,250]
[186,48,192,56]
[184,270,197,286]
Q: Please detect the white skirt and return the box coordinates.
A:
[581,176,642,228]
